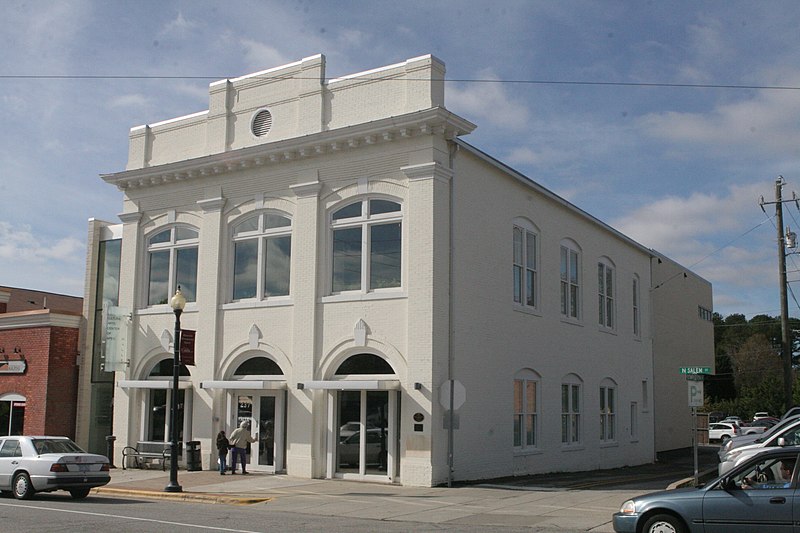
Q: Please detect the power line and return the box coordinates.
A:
[1,74,800,92]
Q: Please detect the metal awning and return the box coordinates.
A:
[199,380,287,390]
[118,380,193,390]
[300,380,400,390]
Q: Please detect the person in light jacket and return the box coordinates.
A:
[215,430,230,475]
[228,420,256,474]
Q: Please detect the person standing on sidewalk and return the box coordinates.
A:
[228,420,256,474]
[216,430,230,475]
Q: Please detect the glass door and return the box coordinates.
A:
[234,392,282,472]
[336,390,391,477]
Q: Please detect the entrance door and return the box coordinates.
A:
[335,390,395,478]
[234,392,283,472]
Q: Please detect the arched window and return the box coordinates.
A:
[147,226,199,305]
[335,354,395,375]
[561,373,583,445]
[331,199,402,293]
[598,257,616,329]
[232,356,284,376]
[600,378,617,442]
[513,219,539,309]
[232,212,292,301]
[560,240,581,319]
[513,369,540,450]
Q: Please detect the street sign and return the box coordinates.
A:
[439,379,466,410]
[680,366,712,375]
[688,380,704,407]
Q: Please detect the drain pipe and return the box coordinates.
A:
[447,140,459,487]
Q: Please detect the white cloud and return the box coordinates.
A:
[448,69,531,131]
[108,94,151,110]
[239,39,289,73]
[159,11,201,36]
[0,222,84,263]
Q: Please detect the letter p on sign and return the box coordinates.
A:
[688,381,704,407]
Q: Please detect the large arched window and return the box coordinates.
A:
[513,219,539,309]
[147,226,199,305]
[598,256,616,330]
[560,239,581,320]
[331,199,402,293]
[232,212,292,301]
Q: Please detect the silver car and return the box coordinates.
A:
[0,436,110,499]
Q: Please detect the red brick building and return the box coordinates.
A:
[0,287,82,437]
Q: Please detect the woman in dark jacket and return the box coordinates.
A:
[216,430,230,475]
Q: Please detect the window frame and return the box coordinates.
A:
[560,242,581,320]
[230,211,293,302]
[145,225,199,307]
[597,259,615,330]
[600,381,617,443]
[513,370,540,451]
[561,376,582,446]
[513,224,539,309]
[329,197,403,295]
[632,275,641,337]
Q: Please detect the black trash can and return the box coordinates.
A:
[185,441,202,471]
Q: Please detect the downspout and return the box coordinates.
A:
[447,141,459,487]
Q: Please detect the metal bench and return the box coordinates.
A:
[122,441,173,470]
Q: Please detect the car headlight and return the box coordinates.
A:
[619,500,637,514]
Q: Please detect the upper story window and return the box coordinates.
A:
[598,258,615,329]
[513,224,538,308]
[147,226,198,306]
[560,241,581,319]
[331,198,402,294]
[232,212,292,301]
[632,276,641,337]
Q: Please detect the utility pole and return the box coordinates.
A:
[762,176,795,411]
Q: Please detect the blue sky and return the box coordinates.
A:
[2,0,800,318]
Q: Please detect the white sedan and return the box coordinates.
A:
[0,436,110,500]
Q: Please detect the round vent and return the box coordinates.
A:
[252,109,273,137]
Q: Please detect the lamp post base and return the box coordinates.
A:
[164,481,183,493]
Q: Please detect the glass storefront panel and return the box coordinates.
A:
[258,396,276,466]
[365,391,389,475]
[337,391,361,473]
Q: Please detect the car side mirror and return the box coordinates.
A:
[721,477,738,491]
[778,437,787,447]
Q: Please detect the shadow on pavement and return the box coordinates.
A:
[472,446,720,491]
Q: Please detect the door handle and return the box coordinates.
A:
[769,497,786,504]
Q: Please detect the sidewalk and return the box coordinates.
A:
[93,460,702,532]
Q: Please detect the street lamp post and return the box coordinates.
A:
[165,287,186,493]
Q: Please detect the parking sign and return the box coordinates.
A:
[688,380,704,407]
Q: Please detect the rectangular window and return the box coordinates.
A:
[630,402,638,440]
[233,240,259,299]
[175,247,198,302]
[642,380,649,411]
[600,386,616,441]
[264,236,291,296]
[369,223,401,289]
[561,383,581,444]
[560,246,580,318]
[513,228,523,304]
[147,250,170,306]
[598,263,614,329]
[332,227,362,292]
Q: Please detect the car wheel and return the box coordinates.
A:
[643,513,686,533]
[721,434,731,443]
[12,472,34,500]
[69,488,91,499]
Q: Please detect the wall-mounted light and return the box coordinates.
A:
[414,382,423,390]
[0,348,4,354]
[296,383,305,390]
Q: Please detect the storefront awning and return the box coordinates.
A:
[199,380,287,390]
[118,380,193,390]
[299,380,400,390]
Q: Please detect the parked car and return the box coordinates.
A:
[719,416,800,474]
[741,419,777,435]
[722,416,743,426]
[708,422,739,442]
[706,411,726,424]
[753,411,771,420]
[0,436,110,500]
[613,447,800,533]
[337,429,387,468]
[719,414,800,461]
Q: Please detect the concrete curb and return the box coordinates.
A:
[93,487,270,505]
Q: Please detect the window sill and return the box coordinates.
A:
[222,298,294,310]
[599,441,619,449]
[560,444,585,452]
[322,291,407,303]
[137,303,198,316]
[513,448,542,457]
[512,305,541,317]
[598,327,617,336]
[560,317,583,327]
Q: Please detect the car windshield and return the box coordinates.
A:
[31,438,85,454]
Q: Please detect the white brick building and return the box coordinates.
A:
[77,54,713,487]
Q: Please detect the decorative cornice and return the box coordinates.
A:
[290,181,322,198]
[101,107,476,191]
[0,310,82,330]
[401,161,453,183]
[197,196,227,212]
[118,212,143,224]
